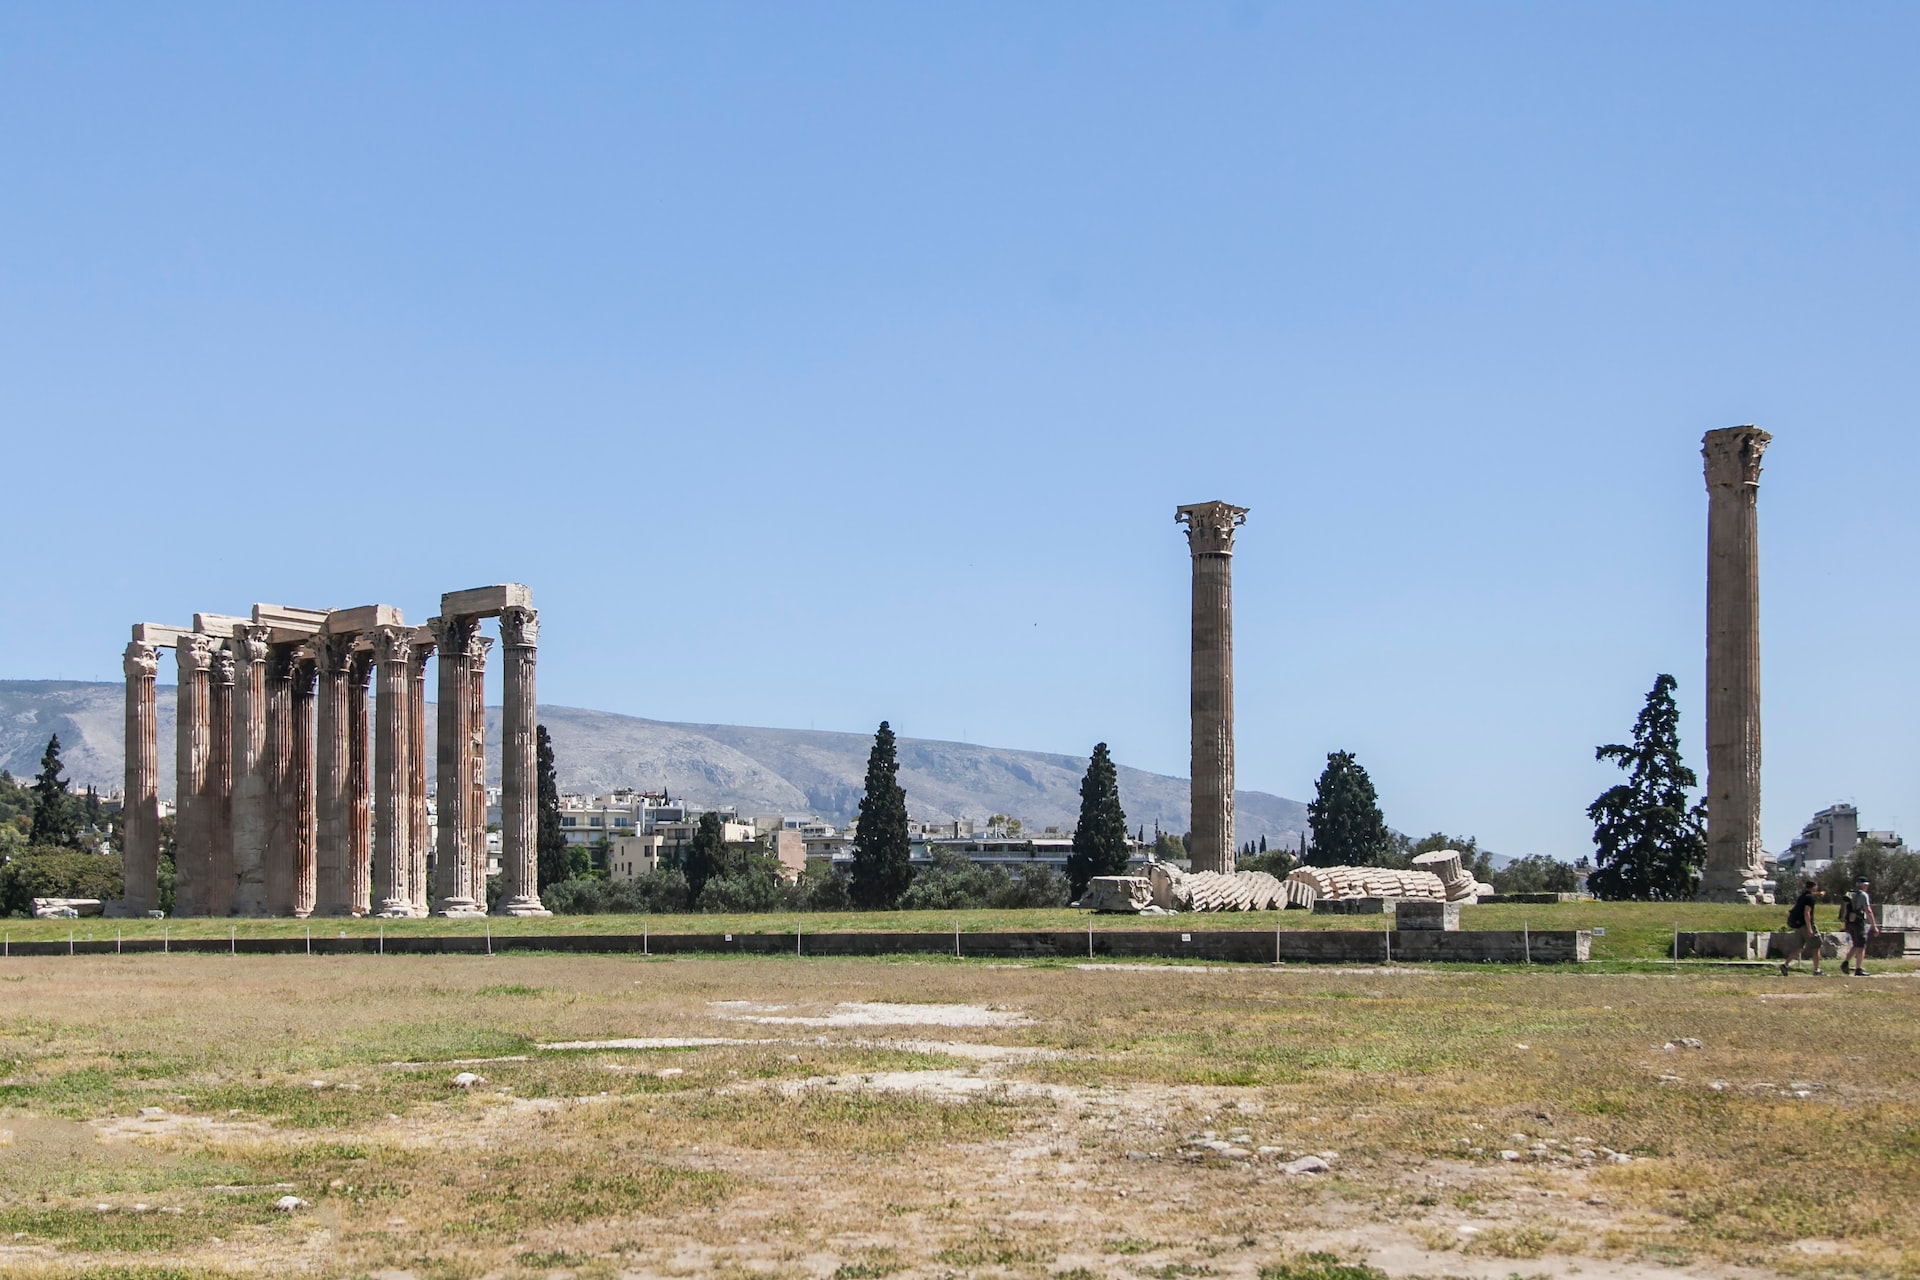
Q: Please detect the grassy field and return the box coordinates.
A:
[0,901,1815,963]
[0,948,1915,1280]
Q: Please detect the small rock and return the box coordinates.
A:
[1283,1156,1330,1175]
[1257,1146,1284,1155]
[130,1204,150,1214]
[1222,1146,1251,1159]
[1608,1152,1632,1164]
[160,1206,183,1215]
[273,1196,309,1212]
[308,1080,327,1090]
[1575,1149,1596,1161]
[1678,1037,1703,1049]
[138,1107,166,1118]
[657,1067,684,1079]
[93,1204,111,1212]
[451,1072,483,1089]
[1124,1150,1151,1161]
[1586,1195,1608,1206]
[1316,1151,1338,1162]
[1499,1150,1521,1162]
[1709,1081,1728,1091]
[1509,1132,1528,1141]
[1514,1043,1530,1050]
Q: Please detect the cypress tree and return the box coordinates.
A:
[1066,742,1130,895]
[534,725,571,889]
[684,811,727,903]
[30,735,80,849]
[850,721,913,909]
[1306,750,1392,867]
[1587,674,1707,901]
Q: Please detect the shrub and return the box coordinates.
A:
[1815,840,1920,905]
[1490,854,1581,895]
[541,868,690,915]
[0,846,124,917]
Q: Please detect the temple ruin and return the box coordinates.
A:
[119,585,549,918]
[1176,501,1247,875]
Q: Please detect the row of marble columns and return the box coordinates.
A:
[121,589,548,918]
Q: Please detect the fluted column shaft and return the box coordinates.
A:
[172,636,214,917]
[468,636,493,908]
[122,640,161,916]
[207,647,236,916]
[289,656,317,916]
[497,606,549,915]
[347,651,373,915]
[373,627,414,917]
[1702,427,1772,903]
[229,625,272,915]
[265,648,296,915]
[1177,503,1247,876]
[408,639,435,915]
[432,616,486,917]
[314,636,354,916]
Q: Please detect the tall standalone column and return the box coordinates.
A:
[431,616,486,917]
[289,655,317,916]
[265,647,297,915]
[372,626,415,918]
[172,635,214,916]
[1176,502,1248,875]
[314,635,355,916]
[347,650,374,915]
[408,637,435,916]
[497,606,549,915]
[1701,427,1773,903]
[207,644,236,916]
[229,624,272,915]
[122,639,161,916]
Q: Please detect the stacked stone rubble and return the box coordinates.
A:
[1286,865,1449,901]
[1410,849,1494,902]
[1129,863,1286,913]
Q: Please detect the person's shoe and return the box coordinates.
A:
[1812,968,1826,976]
[1778,961,1791,975]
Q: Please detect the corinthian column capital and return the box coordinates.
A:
[123,641,159,680]
[176,633,214,675]
[372,626,413,666]
[1703,426,1771,490]
[210,644,236,688]
[500,605,539,648]
[233,624,271,666]
[1175,501,1249,556]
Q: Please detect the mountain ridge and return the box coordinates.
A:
[0,680,1309,844]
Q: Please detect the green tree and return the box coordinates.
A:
[851,721,913,909]
[1490,854,1581,895]
[29,736,81,850]
[1306,751,1392,867]
[1815,835,1920,905]
[1411,831,1493,882]
[683,812,728,903]
[1152,831,1186,862]
[1587,674,1707,901]
[0,846,124,917]
[534,725,570,890]
[1066,743,1130,895]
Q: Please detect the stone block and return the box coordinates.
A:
[442,583,533,617]
[1081,876,1154,913]
[1676,931,1760,959]
[1393,900,1460,931]
[324,604,406,634]
[1313,897,1387,915]
[129,623,195,648]
[1881,905,1920,930]
[193,613,250,636]
[32,897,104,918]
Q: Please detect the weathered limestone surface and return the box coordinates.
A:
[207,645,236,916]
[289,656,317,916]
[1701,426,1773,903]
[313,635,354,916]
[497,606,548,916]
[265,647,297,915]
[467,635,493,910]
[1176,502,1247,875]
[229,624,273,916]
[1287,865,1448,901]
[1393,900,1461,931]
[172,636,214,917]
[408,634,435,916]
[1081,875,1157,912]
[122,640,161,917]
[372,627,415,918]
[347,651,373,916]
[431,615,485,918]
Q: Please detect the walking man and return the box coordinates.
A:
[1777,877,1824,975]
[1841,876,1878,977]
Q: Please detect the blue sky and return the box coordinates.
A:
[4,3,1916,857]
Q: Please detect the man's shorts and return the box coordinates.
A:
[1847,925,1868,946]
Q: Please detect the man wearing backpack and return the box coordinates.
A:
[1841,876,1878,977]
[1777,878,1824,975]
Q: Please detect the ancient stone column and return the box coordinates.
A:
[468,634,493,910]
[372,626,414,918]
[497,606,550,915]
[229,624,272,915]
[1701,427,1773,903]
[431,615,486,917]
[313,635,354,916]
[122,639,161,916]
[1176,502,1248,876]
[289,655,317,917]
[265,647,297,915]
[347,650,373,915]
[408,636,435,916]
[172,635,214,917]
[207,644,236,917]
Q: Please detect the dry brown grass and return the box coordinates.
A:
[0,953,1915,1280]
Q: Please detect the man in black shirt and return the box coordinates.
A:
[1777,878,1824,976]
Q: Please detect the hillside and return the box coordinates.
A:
[0,681,1309,845]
